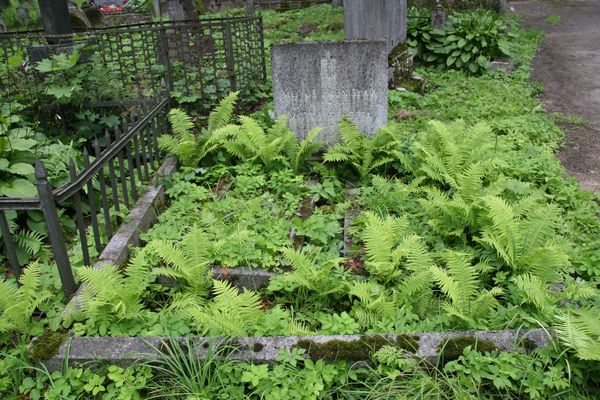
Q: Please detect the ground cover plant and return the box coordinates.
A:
[0,5,599,400]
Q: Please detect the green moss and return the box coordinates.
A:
[396,334,420,352]
[29,330,68,361]
[389,43,414,85]
[295,335,404,362]
[520,338,537,352]
[252,343,264,352]
[395,76,427,94]
[438,336,498,364]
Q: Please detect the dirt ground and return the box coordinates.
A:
[512,0,600,192]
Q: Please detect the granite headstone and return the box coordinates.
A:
[344,0,407,54]
[272,41,388,146]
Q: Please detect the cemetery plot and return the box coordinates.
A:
[2,1,600,398]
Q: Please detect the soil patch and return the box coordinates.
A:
[513,0,600,191]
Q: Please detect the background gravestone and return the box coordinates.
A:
[272,41,388,146]
[344,0,407,54]
[157,0,198,20]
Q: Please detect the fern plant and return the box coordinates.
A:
[555,308,600,361]
[217,115,289,170]
[74,251,154,335]
[172,279,263,337]
[324,118,400,179]
[477,196,568,282]
[348,280,397,328]
[148,227,216,298]
[0,262,51,336]
[217,115,323,172]
[267,247,347,307]
[430,251,503,328]
[159,92,238,167]
[408,120,502,240]
[283,122,324,174]
[361,211,435,316]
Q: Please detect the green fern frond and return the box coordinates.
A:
[323,146,351,163]
[349,280,395,327]
[0,263,50,334]
[512,273,550,311]
[168,108,194,137]
[431,252,502,326]
[14,229,46,258]
[338,117,364,153]
[323,119,400,179]
[207,91,238,133]
[185,279,263,336]
[555,309,600,361]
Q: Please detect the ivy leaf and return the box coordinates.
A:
[35,58,55,73]
[0,158,9,170]
[46,86,75,99]
[7,52,23,69]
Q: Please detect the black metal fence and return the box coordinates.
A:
[0,16,266,297]
[0,16,266,111]
[255,0,331,9]
[0,96,169,297]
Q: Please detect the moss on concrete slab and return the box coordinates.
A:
[29,330,68,361]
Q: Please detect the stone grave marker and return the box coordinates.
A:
[344,0,407,54]
[156,0,198,20]
[272,41,388,146]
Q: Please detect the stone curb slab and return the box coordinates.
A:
[38,328,551,371]
[62,157,177,319]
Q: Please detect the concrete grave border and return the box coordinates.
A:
[40,162,553,373]
[35,328,552,371]
[62,157,178,317]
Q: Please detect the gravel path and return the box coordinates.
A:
[513,0,600,192]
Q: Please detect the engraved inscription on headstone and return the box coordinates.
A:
[272,41,388,146]
[344,0,407,53]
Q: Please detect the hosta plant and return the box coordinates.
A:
[408,8,514,74]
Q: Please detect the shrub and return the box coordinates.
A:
[408,8,513,74]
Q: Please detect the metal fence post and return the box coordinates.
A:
[0,210,21,281]
[223,21,237,92]
[158,21,174,99]
[35,161,77,298]
[257,16,267,82]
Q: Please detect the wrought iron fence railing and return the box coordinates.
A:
[0,16,266,298]
[254,0,330,9]
[0,96,169,297]
[0,16,266,111]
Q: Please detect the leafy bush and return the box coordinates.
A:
[408,8,513,74]
[0,103,82,265]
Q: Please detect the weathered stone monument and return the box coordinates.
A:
[244,0,255,14]
[343,0,414,89]
[431,6,447,28]
[38,0,74,37]
[272,41,388,146]
[344,0,407,54]
[156,0,198,20]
